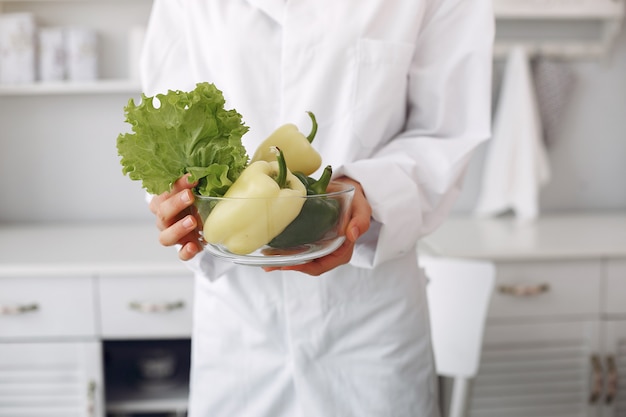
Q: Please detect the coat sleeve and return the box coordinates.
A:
[336,0,494,268]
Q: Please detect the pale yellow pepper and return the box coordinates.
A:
[250,111,322,176]
[203,148,307,255]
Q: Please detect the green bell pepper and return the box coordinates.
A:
[268,165,341,248]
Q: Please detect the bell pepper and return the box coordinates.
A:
[203,147,307,255]
[268,165,341,248]
[250,111,322,176]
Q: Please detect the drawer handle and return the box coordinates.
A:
[128,300,185,313]
[87,380,96,417]
[589,355,603,404]
[498,283,550,297]
[0,303,39,316]
[605,355,618,405]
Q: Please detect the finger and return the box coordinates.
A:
[333,177,372,243]
[159,213,198,247]
[155,189,195,231]
[178,240,202,261]
[150,174,197,215]
[346,202,371,245]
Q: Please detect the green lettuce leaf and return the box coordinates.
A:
[116,82,249,196]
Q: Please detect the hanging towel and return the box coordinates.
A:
[474,45,551,221]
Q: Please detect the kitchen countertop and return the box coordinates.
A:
[1,212,625,277]
[0,222,188,277]
[419,211,626,261]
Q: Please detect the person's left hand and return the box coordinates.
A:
[263,176,372,276]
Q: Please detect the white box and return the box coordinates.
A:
[0,13,36,84]
[38,27,66,82]
[65,27,98,81]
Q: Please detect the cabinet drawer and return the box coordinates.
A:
[488,261,602,320]
[0,275,97,339]
[99,274,194,339]
[605,259,626,316]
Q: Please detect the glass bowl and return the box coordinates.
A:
[193,182,355,267]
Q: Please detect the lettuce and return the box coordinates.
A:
[117,82,249,196]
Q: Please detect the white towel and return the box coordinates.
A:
[474,45,551,221]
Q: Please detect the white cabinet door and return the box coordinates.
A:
[0,341,104,417]
[601,321,626,417]
[469,321,601,417]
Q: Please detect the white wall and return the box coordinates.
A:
[0,93,151,223]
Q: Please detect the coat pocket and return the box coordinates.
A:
[353,38,415,149]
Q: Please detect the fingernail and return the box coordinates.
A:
[182,216,195,229]
[180,190,191,203]
[350,226,360,241]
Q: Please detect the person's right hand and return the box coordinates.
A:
[149,174,202,261]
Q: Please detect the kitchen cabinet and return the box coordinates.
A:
[2,216,625,417]
[0,223,194,417]
[603,321,626,417]
[0,0,153,96]
[0,341,103,417]
[420,213,626,417]
[98,272,194,415]
[0,274,97,340]
[602,260,626,417]
[0,274,103,417]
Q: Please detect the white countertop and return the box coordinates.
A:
[0,222,188,277]
[1,212,625,276]
[419,211,626,261]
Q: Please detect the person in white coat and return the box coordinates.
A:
[144,1,494,416]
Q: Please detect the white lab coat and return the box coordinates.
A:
[141,1,494,416]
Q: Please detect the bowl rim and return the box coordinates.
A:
[193,181,355,201]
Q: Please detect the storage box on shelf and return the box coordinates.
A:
[0,0,153,95]
[419,213,626,417]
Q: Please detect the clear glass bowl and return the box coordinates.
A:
[193,182,355,267]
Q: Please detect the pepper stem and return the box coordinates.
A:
[310,165,333,195]
[272,146,288,189]
[306,111,318,144]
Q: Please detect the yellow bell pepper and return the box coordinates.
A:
[250,111,322,176]
[203,148,307,255]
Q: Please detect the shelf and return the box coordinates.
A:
[494,0,625,19]
[0,79,141,96]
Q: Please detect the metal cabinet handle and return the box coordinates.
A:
[589,355,603,404]
[87,380,96,417]
[128,300,185,313]
[0,303,39,316]
[605,355,618,405]
[498,283,550,297]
